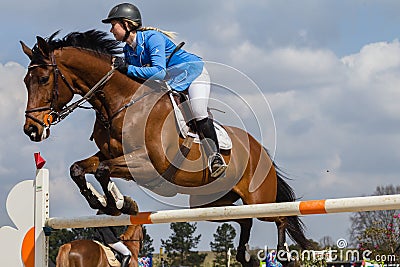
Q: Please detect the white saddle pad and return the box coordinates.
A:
[169,93,232,150]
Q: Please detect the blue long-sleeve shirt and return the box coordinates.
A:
[123,30,204,91]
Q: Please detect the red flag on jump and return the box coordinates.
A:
[34,152,46,169]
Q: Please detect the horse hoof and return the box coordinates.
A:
[239,257,259,267]
[88,201,103,210]
[101,207,122,216]
[120,196,139,215]
[236,246,259,267]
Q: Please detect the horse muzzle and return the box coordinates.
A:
[23,123,50,142]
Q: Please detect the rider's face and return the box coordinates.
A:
[109,20,125,41]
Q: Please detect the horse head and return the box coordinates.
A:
[21,36,75,142]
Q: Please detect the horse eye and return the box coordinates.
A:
[39,76,49,85]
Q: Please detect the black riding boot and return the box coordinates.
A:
[120,254,131,267]
[196,117,227,178]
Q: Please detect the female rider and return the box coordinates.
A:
[102,3,227,178]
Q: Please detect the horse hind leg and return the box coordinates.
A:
[235,218,260,267]
[276,217,291,266]
[190,193,259,267]
[56,243,72,267]
[235,218,252,266]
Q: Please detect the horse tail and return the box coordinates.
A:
[56,243,71,267]
[270,153,312,249]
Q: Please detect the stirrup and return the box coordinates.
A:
[208,153,227,178]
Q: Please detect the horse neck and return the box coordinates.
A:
[56,48,140,114]
[123,225,143,257]
[124,225,143,241]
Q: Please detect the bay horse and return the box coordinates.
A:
[56,224,143,267]
[21,30,311,266]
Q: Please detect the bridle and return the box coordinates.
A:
[25,51,115,129]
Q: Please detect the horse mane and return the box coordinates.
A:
[32,30,122,61]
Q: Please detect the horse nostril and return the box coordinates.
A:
[24,125,32,134]
[24,125,38,140]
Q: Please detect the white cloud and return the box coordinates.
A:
[260,40,400,201]
[341,40,400,118]
[342,40,400,78]
[0,62,27,119]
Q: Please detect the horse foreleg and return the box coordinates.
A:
[94,154,140,216]
[70,152,107,210]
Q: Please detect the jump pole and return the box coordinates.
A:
[46,194,400,229]
[39,169,400,229]
[34,168,400,266]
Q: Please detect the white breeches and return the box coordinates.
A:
[188,67,210,121]
[109,241,132,256]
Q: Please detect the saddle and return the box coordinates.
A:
[158,91,231,183]
[93,240,122,267]
[168,91,232,150]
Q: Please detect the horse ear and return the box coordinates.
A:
[36,36,50,58]
[20,41,33,59]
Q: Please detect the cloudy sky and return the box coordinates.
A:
[2,0,400,252]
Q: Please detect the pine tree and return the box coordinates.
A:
[210,223,236,266]
[140,225,155,257]
[161,222,206,266]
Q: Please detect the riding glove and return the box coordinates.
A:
[113,57,129,74]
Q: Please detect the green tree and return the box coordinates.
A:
[48,229,76,263]
[140,225,155,257]
[210,223,236,266]
[161,222,206,266]
[349,185,400,263]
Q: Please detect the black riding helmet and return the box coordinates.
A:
[102,3,142,27]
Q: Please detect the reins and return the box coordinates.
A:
[55,67,116,124]
[120,238,143,242]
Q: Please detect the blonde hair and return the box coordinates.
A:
[124,19,177,39]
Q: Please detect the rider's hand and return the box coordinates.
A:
[113,57,129,74]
